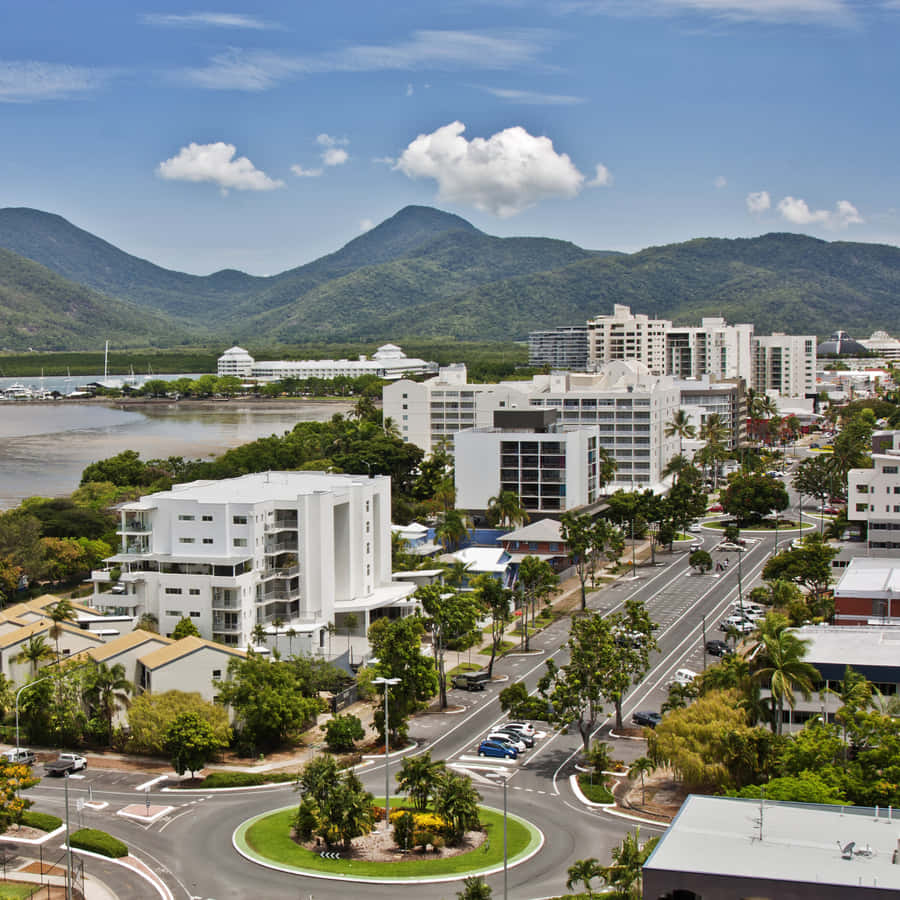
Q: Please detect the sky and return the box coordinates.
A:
[1,1,899,276]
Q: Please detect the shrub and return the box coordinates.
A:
[324,714,365,753]
[393,811,416,850]
[69,828,128,858]
[577,773,614,804]
[197,771,296,788]
[21,811,63,832]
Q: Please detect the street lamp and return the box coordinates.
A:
[15,675,54,754]
[772,508,779,555]
[372,676,400,832]
[490,773,510,900]
[737,544,745,622]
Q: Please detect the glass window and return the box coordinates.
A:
[202,515,213,522]
[232,515,248,525]
[178,514,195,521]
[233,538,248,547]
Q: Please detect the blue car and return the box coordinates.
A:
[478,739,518,760]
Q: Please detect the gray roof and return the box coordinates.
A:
[646,795,900,890]
[796,624,900,670]
[499,519,564,543]
[835,557,900,598]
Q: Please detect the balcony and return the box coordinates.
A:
[121,540,149,555]
[261,565,300,581]
[264,540,298,555]
[256,588,301,603]
[120,517,150,534]
[212,616,241,633]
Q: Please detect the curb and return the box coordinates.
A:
[0,823,66,846]
[65,846,175,900]
[569,773,615,809]
[361,741,418,760]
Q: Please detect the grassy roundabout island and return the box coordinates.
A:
[234,802,543,883]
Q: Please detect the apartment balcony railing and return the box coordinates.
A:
[120,518,151,533]
[256,588,301,603]
[260,565,300,580]
[264,541,298,555]
[211,597,241,610]
[212,618,241,633]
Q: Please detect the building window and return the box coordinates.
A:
[233,538,248,547]
[212,669,222,681]
[885,466,899,475]
[179,537,195,544]
[189,589,200,596]
[366,501,370,512]
[190,610,201,617]
[856,503,869,512]
[366,521,370,533]
[202,515,213,522]
[857,484,868,493]
[165,588,182,595]
[233,515,248,525]
[178,514,195,521]
[366,543,370,554]
[202,538,214,544]
[165,609,182,616]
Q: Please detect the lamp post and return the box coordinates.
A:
[737,544,745,622]
[15,675,54,754]
[64,771,72,900]
[372,676,400,832]
[490,773,509,900]
[772,508,779,555]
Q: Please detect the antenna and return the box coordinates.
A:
[752,788,765,842]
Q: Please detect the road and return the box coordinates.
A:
[25,499,807,900]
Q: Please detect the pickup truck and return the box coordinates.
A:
[451,672,490,692]
[44,753,87,776]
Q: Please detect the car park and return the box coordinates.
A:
[478,739,517,760]
[705,640,731,657]
[486,732,527,752]
[503,722,536,737]
[632,710,662,728]
[493,726,535,748]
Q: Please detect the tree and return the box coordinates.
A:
[134,613,159,633]
[127,690,231,756]
[164,712,227,778]
[0,763,40,834]
[602,828,658,899]
[665,409,696,455]
[251,623,267,648]
[560,511,594,611]
[14,635,53,677]
[343,613,358,661]
[720,473,789,526]
[82,661,132,745]
[397,751,442,811]
[295,756,374,848]
[606,599,658,730]
[432,769,481,845]
[323,714,365,753]
[457,876,492,900]
[689,549,712,574]
[472,574,512,679]
[566,858,604,899]
[486,490,529,529]
[628,756,654,806]
[171,616,201,640]
[762,534,837,610]
[436,509,470,551]
[285,627,297,657]
[517,556,558,651]
[47,598,74,664]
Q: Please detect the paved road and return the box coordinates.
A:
[25,515,799,899]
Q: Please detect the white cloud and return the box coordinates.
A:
[714,175,727,189]
[322,147,349,166]
[562,0,854,26]
[0,60,110,102]
[156,142,284,192]
[178,29,550,91]
[480,86,586,105]
[395,121,585,217]
[746,190,771,214]
[139,12,277,29]
[360,219,375,231]
[316,133,348,147]
[587,163,613,186]
[777,195,863,228]
[406,83,414,96]
[290,165,323,178]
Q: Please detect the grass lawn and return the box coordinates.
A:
[577,773,614,804]
[446,662,483,677]
[241,804,536,878]
[479,641,515,656]
[0,884,39,899]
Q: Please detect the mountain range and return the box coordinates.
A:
[0,204,898,351]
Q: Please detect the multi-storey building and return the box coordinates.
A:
[93,472,415,654]
[527,325,589,370]
[752,333,817,398]
[674,376,746,449]
[848,448,900,551]
[665,317,754,383]
[586,305,670,375]
[455,410,602,516]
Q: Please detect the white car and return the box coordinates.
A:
[486,732,526,752]
[717,542,743,552]
[503,722,536,738]
[671,668,698,686]
[688,522,702,533]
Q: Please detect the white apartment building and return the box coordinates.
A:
[93,472,415,653]
[848,449,900,551]
[586,305,670,375]
[665,317,754,384]
[217,343,437,382]
[455,411,602,516]
[752,333,816,398]
[527,325,589,370]
[674,376,746,449]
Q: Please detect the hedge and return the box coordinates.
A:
[69,828,128,859]
[21,811,63,832]
[197,771,296,788]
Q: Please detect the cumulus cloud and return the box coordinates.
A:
[139,12,277,29]
[746,190,771,214]
[777,195,863,228]
[395,121,585,217]
[290,164,323,178]
[587,163,613,186]
[157,142,284,192]
[0,60,111,102]
[714,175,727,189]
[480,86,586,105]
[322,147,348,166]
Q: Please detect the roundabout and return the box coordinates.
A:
[233,803,544,884]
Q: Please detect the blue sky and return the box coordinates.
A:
[1,1,898,275]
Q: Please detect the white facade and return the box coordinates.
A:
[665,317,754,383]
[527,326,589,370]
[848,449,900,550]
[860,330,900,360]
[751,333,816,397]
[217,343,436,382]
[587,305,670,375]
[94,471,415,650]
[455,425,602,516]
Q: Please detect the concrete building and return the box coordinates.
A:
[527,325,589,370]
[0,620,105,682]
[848,449,900,552]
[587,305,670,375]
[861,330,900,360]
[643,794,900,899]
[752,333,817,398]
[832,557,900,626]
[665,317,754,384]
[93,471,416,653]
[455,409,603,517]
[217,343,436,382]
[497,519,571,572]
[674,376,746,449]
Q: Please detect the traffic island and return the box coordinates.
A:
[233,803,543,884]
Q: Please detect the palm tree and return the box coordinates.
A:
[751,628,819,734]
[397,751,440,811]
[486,490,529,529]
[382,416,400,437]
[47,598,75,664]
[602,828,657,899]
[251,623,267,648]
[699,413,730,491]
[271,616,284,653]
[665,409,696,455]
[661,453,691,484]
[15,635,54,677]
[566,857,604,899]
[285,627,297,657]
[436,509,470,551]
[441,559,471,590]
[84,661,132,745]
[628,756,654,806]
[344,613,358,663]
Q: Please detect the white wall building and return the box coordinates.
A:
[217,344,437,382]
[527,325,589,370]
[587,304,670,375]
[665,317,754,384]
[848,448,900,551]
[860,330,900,360]
[93,471,415,653]
[752,333,817,397]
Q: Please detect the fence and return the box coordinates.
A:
[330,683,359,713]
[0,841,85,899]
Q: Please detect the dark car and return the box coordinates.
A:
[705,639,732,657]
[451,672,490,692]
[632,711,662,729]
[493,726,535,748]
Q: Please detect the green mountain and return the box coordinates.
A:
[1,204,899,346]
[0,248,189,350]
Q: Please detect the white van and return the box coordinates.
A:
[672,668,698,686]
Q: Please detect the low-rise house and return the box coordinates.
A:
[0,620,105,682]
[496,519,570,572]
[832,557,900,625]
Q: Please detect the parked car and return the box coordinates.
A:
[44,753,87,776]
[688,522,702,532]
[503,722,536,737]
[1,748,36,765]
[632,711,662,729]
[707,503,724,513]
[810,442,821,449]
[820,506,840,516]
[478,740,518,760]
[717,541,743,552]
[493,726,535,748]
[451,672,490,692]
[705,639,731,657]
[672,668,698,686]
[486,732,527,752]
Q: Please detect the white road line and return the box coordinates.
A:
[135,775,168,792]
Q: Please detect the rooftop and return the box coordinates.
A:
[795,625,900,671]
[139,635,247,670]
[645,795,900,891]
[835,557,900,598]
[499,519,565,544]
